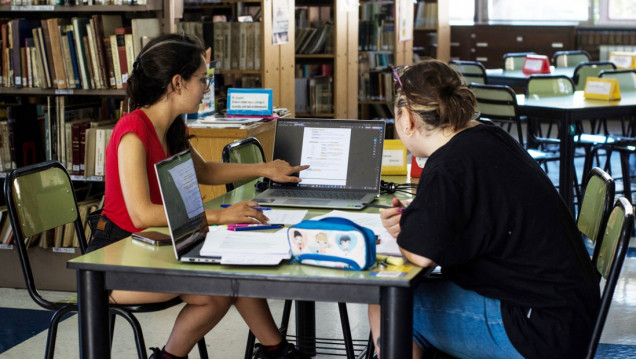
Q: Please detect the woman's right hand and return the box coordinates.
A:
[206,201,269,225]
[380,197,405,238]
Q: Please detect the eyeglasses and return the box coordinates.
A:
[391,65,408,88]
[197,76,213,91]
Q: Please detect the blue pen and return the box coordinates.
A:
[220,204,272,211]
[229,224,283,231]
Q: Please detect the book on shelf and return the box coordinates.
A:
[230,22,240,70]
[33,27,52,89]
[294,77,309,113]
[1,21,8,87]
[93,125,114,177]
[109,34,122,89]
[85,20,102,89]
[114,26,131,88]
[45,18,70,89]
[309,76,333,114]
[130,18,160,59]
[71,17,92,90]
[124,31,134,80]
[212,21,225,70]
[93,14,122,89]
[9,18,39,88]
[61,25,81,89]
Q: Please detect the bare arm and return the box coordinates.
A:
[118,133,169,228]
[190,144,309,186]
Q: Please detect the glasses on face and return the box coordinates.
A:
[391,65,408,88]
[197,76,213,91]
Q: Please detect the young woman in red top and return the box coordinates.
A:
[88,33,308,359]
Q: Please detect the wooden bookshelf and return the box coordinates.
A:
[413,0,449,62]
[294,0,357,119]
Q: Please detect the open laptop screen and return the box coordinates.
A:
[271,118,385,191]
[155,149,209,254]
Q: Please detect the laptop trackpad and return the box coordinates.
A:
[285,199,328,205]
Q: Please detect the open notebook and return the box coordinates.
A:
[252,118,386,209]
[154,149,290,265]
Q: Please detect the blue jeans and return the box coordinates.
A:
[412,280,524,359]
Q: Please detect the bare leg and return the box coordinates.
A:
[235,297,283,346]
[111,290,235,357]
[368,304,381,358]
[413,341,423,359]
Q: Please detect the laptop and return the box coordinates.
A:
[154,149,221,263]
[252,118,386,210]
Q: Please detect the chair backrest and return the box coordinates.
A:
[4,160,86,310]
[449,60,487,85]
[502,52,536,71]
[586,197,634,359]
[598,69,636,91]
[469,83,524,142]
[222,137,266,192]
[577,167,615,264]
[573,61,617,91]
[526,74,575,98]
[552,50,591,68]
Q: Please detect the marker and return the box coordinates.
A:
[220,204,272,211]
[228,224,284,231]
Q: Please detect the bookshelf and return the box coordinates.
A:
[413,0,449,62]
[180,0,295,115]
[294,0,358,119]
[358,0,412,126]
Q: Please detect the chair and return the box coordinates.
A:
[502,52,536,71]
[223,139,359,358]
[599,69,636,91]
[449,60,487,85]
[577,167,615,263]
[4,161,209,359]
[468,83,560,167]
[552,50,591,68]
[586,196,634,359]
[573,61,617,91]
[222,137,267,192]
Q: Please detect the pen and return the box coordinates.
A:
[228,223,284,228]
[363,203,405,212]
[228,224,284,231]
[220,204,272,211]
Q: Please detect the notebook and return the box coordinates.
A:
[154,149,219,263]
[155,149,291,265]
[252,118,386,210]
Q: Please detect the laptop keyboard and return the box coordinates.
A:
[273,189,368,200]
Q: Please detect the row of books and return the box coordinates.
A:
[359,70,394,102]
[295,22,333,55]
[5,1,147,5]
[359,20,395,52]
[0,15,160,90]
[414,1,438,29]
[295,75,333,115]
[0,198,102,249]
[359,51,395,71]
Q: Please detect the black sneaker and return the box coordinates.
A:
[253,342,306,359]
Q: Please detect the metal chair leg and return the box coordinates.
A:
[110,308,148,359]
[197,337,209,359]
[244,331,256,359]
[45,306,75,359]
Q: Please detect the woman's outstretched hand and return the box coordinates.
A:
[264,160,310,183]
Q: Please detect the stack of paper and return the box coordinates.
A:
[200,227,291,264]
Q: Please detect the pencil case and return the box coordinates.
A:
[287,217,376,270]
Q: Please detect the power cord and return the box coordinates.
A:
[380,180,417,195]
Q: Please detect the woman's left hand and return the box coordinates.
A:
[264,160,310,183]
[380,197,405,238]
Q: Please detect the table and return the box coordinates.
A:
[516,90,636,213]
[68,182,427,359]
[486,67,575,91]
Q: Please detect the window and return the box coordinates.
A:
[488,0,590,22]
[608,0,636,20]
[449,0,475,24]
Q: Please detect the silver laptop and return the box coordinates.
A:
[252,118,386,210]
[154,149,221,263]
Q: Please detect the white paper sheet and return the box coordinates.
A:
[200,227,291,259]
[265,209,308,224]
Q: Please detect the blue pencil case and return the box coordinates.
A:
[287,217,376,270]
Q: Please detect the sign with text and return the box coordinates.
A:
[522,55,551,74]
[381,139,407,175]
[226,88,273,116]
[584,77,621,100]
[609,52,636,69]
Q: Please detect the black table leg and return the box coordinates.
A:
[380,286,413,359]
[295,300,316,356]
[78,269,110,359]
[559,113,576,214]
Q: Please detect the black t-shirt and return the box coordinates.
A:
[397,124,600,358]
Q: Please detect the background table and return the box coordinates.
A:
[486,67,575,92]
[517,90,636,212]
[68,181,425,359]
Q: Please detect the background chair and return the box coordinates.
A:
[599,69,636,136]
[587,196,634,359]
[552,50,591,68]
[469,83,560,168]
[573,61,617,91]
[222,137,267,192]
[502,51,536,71]
[4,161,208,359]
[577,167,615,263]
[449,59,487,85]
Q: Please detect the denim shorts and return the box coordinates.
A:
[86,209,131,253]
[412,280,524,359]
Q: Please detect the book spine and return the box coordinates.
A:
[109,34,122,89]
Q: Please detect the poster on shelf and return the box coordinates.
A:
[398,0,413,41]
[272,0,290,45]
